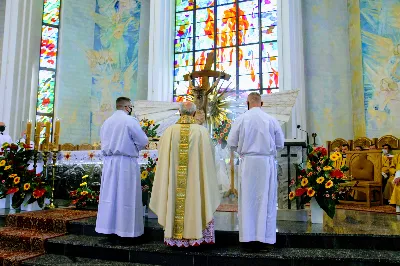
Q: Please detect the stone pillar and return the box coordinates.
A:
[0,0,42,140]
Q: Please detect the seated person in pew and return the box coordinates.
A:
[355,146,363,151]
[333,144,349,169]
[382,144,395,203]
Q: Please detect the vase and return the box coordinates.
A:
[310,198,323,224]
[20,195,48,212]
[0,195,11,209]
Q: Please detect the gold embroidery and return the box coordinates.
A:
[173,123,191,239]
[177,115,196,124]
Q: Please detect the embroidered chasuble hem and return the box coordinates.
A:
[173,115,194,239]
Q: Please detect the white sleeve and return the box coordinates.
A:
[274,119,285,150]
[227,118,241,150]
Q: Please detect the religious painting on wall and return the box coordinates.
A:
[357,0,400,137]
[56,0,142,144]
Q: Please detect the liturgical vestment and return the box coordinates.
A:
[227,107,284,244]
[149,115,220,247]
[96,110,148,237]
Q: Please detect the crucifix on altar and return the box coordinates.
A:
[183,51,230,125]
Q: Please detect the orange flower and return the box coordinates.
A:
[289,191,295,200]
[307,188,315,197]
[13,177,20,184]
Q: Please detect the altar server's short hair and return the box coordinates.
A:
[116,97,131,109]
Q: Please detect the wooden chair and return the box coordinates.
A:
[78,143,94,150]
[327,138,349,154]
[377,135,399,149]
[340,151,383,207]
[60,143,77,151]
[352,137,375,150]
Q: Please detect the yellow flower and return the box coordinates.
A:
[23,183,31,191]
[4,165,11,170]
[82,175,88,179]
[289,191,295,200]
[307,188,315,197]
[330,152,342,162]
[150,120,155,125]
[301,178,308,187]
[81,191,88,196]
[13,177,20,184]
[153,167,157,172]
[325,180,333,188]
[323,166,332,171]
[80,182,87,187]
[1,143,9,149]
[140,121,143,126]
[306,161,312,169]
[224,136,228,141]
[141,171,148,180]
[9,174,17,179]
[0,160,5,167]
[144,122,148,127]
[316,177,325,184]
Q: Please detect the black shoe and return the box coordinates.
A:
[241,242,261,253]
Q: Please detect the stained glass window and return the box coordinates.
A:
[36,0,62,141]
[173,0,278,99]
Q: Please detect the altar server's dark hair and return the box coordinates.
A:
[116,97,131,109]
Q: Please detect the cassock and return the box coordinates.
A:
[95,110,148,237]
[227,107,284,244]
[149,115,220,247]
[0,134,12,147]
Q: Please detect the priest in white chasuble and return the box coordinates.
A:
[227,92,284,250]
[150,102,220,247]
[96,97,149,239]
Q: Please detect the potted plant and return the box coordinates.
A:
[289,146,349,222]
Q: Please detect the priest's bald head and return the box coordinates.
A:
[247,92,263,110]
[116,97,133,115]
[179,102,197,117]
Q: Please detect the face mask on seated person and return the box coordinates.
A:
[0,126,5,134]
[382,149,388,155]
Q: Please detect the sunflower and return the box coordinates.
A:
[141,171,148,180]
[330,152,342,162]
[307,188,315,197]
[0,160,5,167]
[316,177,325,184]
[149,120,155,125]
[289,191,295,200]
[24,183,31,191]
[144,122,149,127]
[13,177,20,184]
[301,178,308,187]
[224,136,228,141]
[82,175,88,179]
[4,165,11,170]
[325,180,333,188]
[140,122,143,126]
[323,166,332,171]
[153,167,157,172]
[213,134,218,139]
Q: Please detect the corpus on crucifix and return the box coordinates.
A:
[183,51,231,125]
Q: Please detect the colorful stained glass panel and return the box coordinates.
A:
[174,81,191,96]
[36,70,56,114]
[239,0,259,15]
[262,25,277,42]
[261,10,277,26]
[40,26,59,69]
[217,0,235,4]
[261,0,277,13]
[195,50,214,70]
[175,37,193,53]
[175,52,193,68]
[216,47,236,74]
[239,74,260,90]
[262,56,278,73]
[174,66,193,81]
[176,0,195,12]
[36,115,53,141]
[263,71,278,89]
[42,0,61,25]
[197,0,214,8]
[195,34,214,50]
[262,41,278,57]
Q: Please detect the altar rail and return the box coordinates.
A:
[327,135,400,154]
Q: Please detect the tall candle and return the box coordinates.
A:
[26,120,32,148]
[45,122,51,151]
[54,119,60,149]
[34,122,42,151]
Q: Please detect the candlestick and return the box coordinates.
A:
[44,122,51,151]
[26,120,32,148]
[34,122,42,151]
[48,150,58,209]
[54,119,60,149]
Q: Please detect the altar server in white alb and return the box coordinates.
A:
[227,92,284,250]
[96,97,148,240]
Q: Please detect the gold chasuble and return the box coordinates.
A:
[149,115,220,242]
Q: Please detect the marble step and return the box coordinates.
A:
[44,234,400,266]
[67,217,400,251]
[22,254,159,266]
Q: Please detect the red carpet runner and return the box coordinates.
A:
[0,209,97,266]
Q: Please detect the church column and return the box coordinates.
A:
[278,0,307,141]
[147,0,175,102]
[0,0,42,140]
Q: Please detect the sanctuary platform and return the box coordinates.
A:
[1,208,400,266]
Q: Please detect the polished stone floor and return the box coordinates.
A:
[2,207,400,236]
